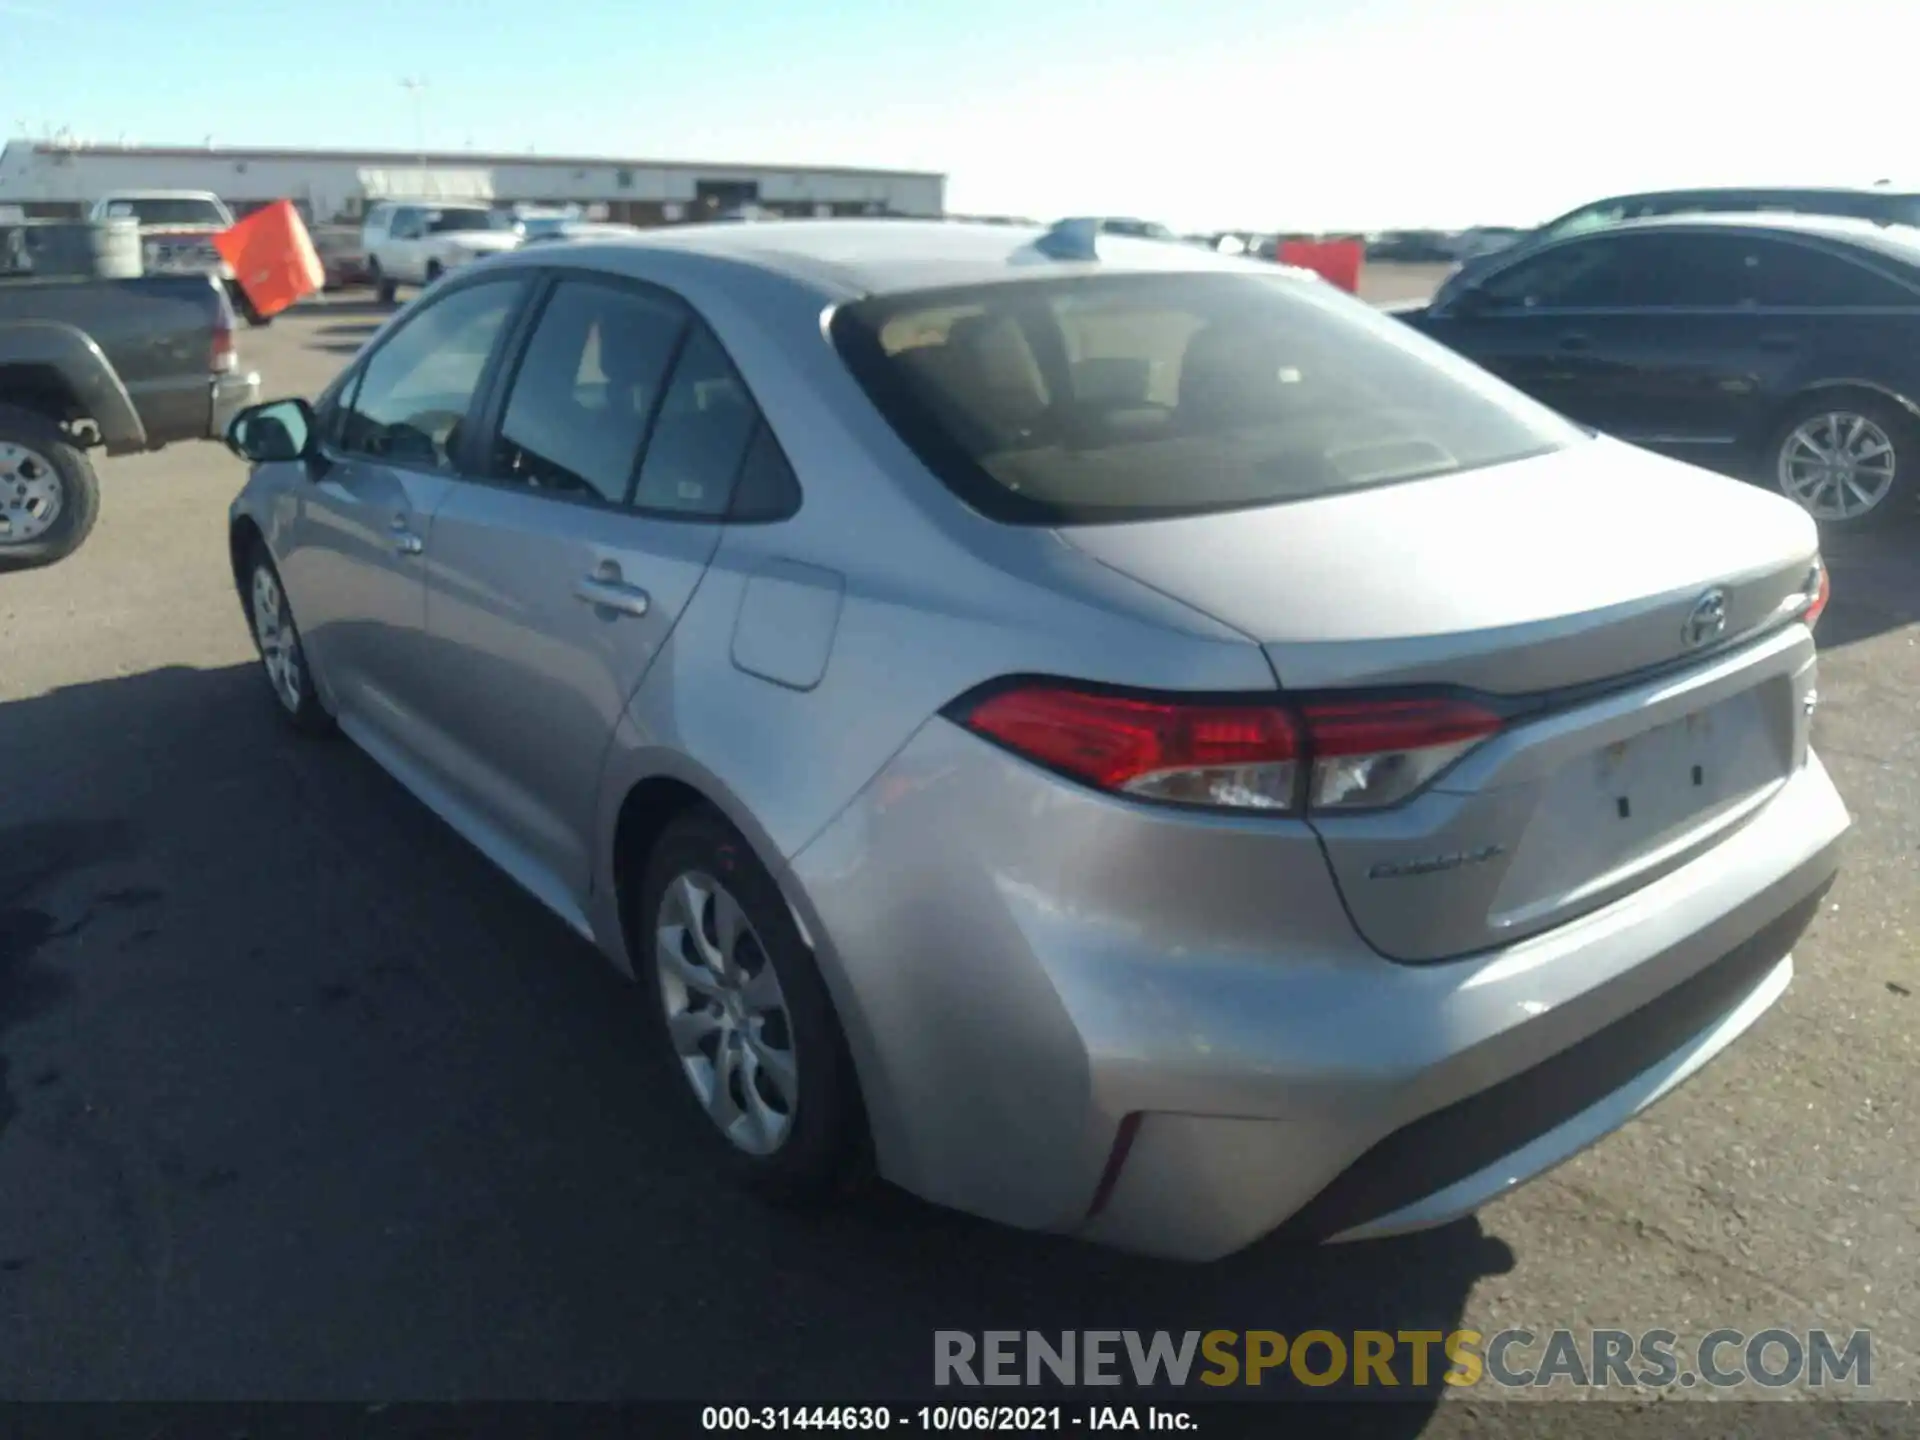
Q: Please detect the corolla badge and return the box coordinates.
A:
[1368,844,1506,880]
[1683,588,1729,649]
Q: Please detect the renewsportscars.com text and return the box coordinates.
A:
[934,1329,1872,1391]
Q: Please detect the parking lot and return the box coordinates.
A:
[1,273,1916,1419]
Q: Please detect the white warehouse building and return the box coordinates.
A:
[0,141,946,227]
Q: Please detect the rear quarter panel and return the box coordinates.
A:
[1752,311,1920,448]
[584,254,1276,962]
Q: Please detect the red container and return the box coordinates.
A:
[214,200,325,320]
[1278,238,1364,295]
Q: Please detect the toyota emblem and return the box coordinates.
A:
[1683,588,1729,649]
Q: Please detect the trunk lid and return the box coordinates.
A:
[1060,437,1817,694]
[1062,438,1823,961]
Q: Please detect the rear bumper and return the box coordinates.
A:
[788,723,1848,1262]
[209,371,260,440]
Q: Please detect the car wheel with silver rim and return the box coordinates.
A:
[637,807,864,1199]
[245,546,333,734]
[1768,395,1915,529]
[0,405,101,571]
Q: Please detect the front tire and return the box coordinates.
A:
[244,545,333,735]
[424,260,443,286]
[637,807,865,1203]
[1766,393,1916,529]
[0,404,101,571]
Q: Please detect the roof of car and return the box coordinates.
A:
[1580,185,1920,208]
[1581,210,1920,264]
[557,218,1282,299]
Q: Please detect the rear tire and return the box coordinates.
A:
[243,542,333,736]
[1764,391,1917,529]
[424,260,443,286]
[0,404,101,572]
[371,259,397,306]
[635,807,866,1204]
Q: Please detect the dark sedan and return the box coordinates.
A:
[1432,185,1920,311]
[1398,213,1920,527]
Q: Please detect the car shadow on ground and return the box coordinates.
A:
[312,322,383,341]
[1814,519,1920,650]
[0,661,1511,1420]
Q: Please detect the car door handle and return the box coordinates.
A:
[1557,331,1591,352]
[389,514,424,556]
[574,574,651,617]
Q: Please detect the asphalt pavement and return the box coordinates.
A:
[0,276,1915,1423]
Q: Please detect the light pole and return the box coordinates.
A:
[400,77,428,184]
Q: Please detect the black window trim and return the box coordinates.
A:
[460,266,805,526]
[319,271,539,478]
[1453,227,1920,317]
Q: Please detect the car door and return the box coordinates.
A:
[385,206,427,281]
[1556,230,1792,456]
[414,275,765,906]
[1411,235,1638,428]
[277,274,532,761]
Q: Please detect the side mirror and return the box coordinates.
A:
[226,398,316,464]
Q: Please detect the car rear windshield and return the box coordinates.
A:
[831,270,1580,524]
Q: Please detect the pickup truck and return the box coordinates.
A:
[88,190,274,327]
[0,271,260,569]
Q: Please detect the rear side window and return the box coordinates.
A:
[631,326,763,518]
[1746,240,1920,306]
[833,271,1579,524]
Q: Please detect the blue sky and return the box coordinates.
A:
[5,0,1917,231]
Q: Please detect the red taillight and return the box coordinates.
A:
[956,683,1503,814]
[961,685,1302,810]
[1803,558,1831,630]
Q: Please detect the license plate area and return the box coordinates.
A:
[1489,685,1790,926]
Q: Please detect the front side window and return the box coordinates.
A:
[833,270,1581,525]
[336,279,526,470]
[489,279,687,504]
[1477,239,1630,308]
[1540,203,1627,242]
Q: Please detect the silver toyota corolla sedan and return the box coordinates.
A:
[222,219,1848,1261]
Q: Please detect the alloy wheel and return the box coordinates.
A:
[250,564,307,714]
[1777,411,1898,521]
[653,870,799,1156]
[0,441,64,546]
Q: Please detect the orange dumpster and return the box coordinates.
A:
[214,200,325,320]
[1278,238,1364,295]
